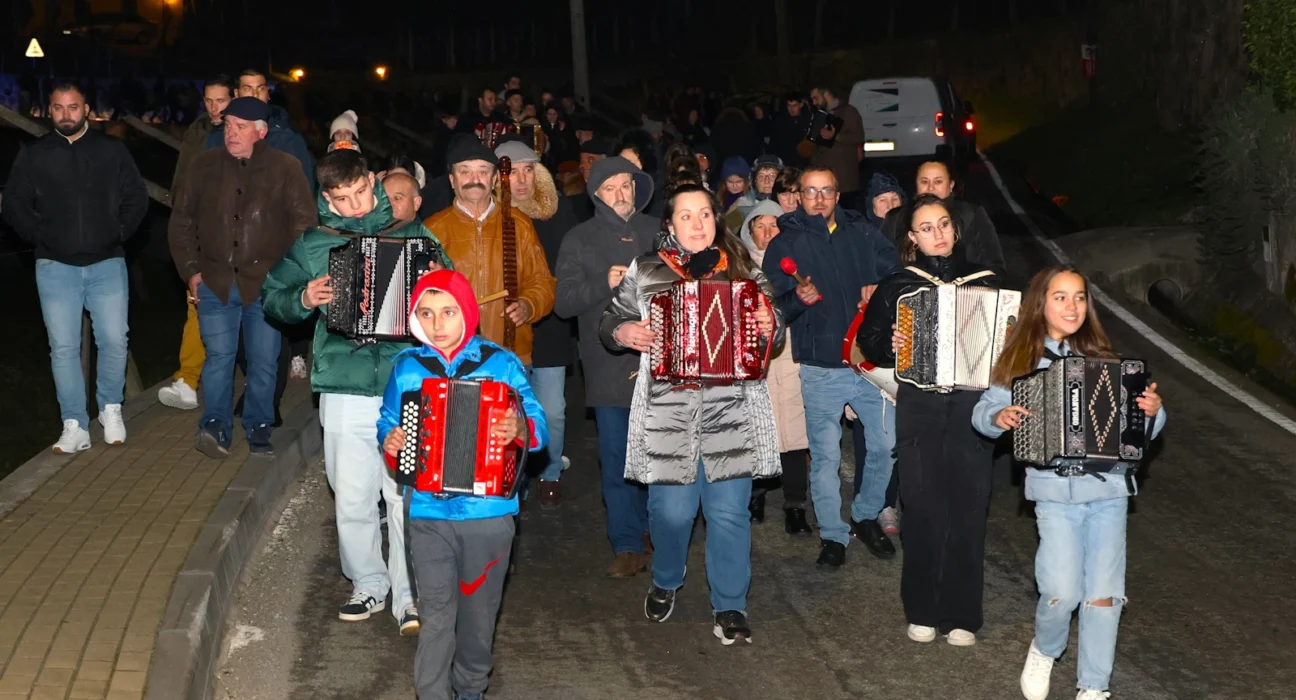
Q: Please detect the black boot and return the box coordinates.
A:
[784,508,812,535]
[851,518,897,560]
[748,493,766,523]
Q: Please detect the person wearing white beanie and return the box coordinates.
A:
[330,109,359,143]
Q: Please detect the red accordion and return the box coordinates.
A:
[473,121,512,150]
[648,279,772,384]
[394,378,526,498]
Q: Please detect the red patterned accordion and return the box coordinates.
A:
[394,378,526,498]
[648,279,772,384]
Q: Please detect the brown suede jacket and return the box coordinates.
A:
[423,199,556,364]
[168,140,317,305]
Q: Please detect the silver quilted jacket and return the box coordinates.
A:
[598,246,786,485]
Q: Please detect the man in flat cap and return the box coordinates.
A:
[169,96,317,458]
[422,140,555,367]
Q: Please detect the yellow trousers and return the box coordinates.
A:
[173,300,205,388]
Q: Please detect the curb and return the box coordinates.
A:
[143,399,322,700]
[0,375,170,520]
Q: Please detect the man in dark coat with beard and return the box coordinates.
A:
[553,156,659,579]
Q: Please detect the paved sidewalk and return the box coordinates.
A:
[0,384,311,700]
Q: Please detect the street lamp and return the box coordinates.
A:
[291,67,306,81]
[374,65,388,80]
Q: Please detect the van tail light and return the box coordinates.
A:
[964,118,976,132]
[934,111,945,138]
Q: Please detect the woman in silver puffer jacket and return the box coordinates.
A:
[599,184,785,646]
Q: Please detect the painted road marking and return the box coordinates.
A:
[980,152,1296,437]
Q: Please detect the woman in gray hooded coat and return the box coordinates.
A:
[600,184,784,646]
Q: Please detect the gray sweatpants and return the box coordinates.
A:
[410,516,515,700]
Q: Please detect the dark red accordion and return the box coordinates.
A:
[394,379,525,498]
[648,279,771,384]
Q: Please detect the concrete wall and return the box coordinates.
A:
[1056,226,1202,303]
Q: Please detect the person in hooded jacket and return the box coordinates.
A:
[601,184,783,645]
[495,139,579,507]
[261,150,451,635]
[554,157,660,578]
[739,199,813,535]
[855,193,1002,648]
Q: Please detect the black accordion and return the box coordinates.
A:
[1012,357,1150,469]
[326,236,441,341]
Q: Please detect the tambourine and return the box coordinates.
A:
[843,309,898,404]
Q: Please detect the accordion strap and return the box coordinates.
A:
[413,346,500,380]
[319,220,407,239]
[903,266,995,288]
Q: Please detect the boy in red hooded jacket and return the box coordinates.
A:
[378,269,547,700]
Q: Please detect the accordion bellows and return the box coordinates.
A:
[395,378,525,498]
[1012,357,1149,467]
[649,279,769,384]
[327,237,439,341]
[895,285,1020,391]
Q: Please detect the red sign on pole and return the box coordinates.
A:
[1081,44,1097,79]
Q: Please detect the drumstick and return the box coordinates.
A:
[779,257,809,286]
[477,289,509,305]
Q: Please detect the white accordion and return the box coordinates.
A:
[895,284,1020,392]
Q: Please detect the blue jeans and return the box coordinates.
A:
[594,406,648,555]
[648,461,753,613]
[195,282,281,439]
[799,365,896,545]
[34,258,129,429]
[527,366,567,482]
[1034,497,1128,692]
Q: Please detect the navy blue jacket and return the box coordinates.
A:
[204,104,316,192]
[762,207,900,368]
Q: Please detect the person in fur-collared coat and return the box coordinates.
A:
[600,184,784,646]
[494,139,579,507]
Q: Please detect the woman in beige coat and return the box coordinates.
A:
[739,200,813,535]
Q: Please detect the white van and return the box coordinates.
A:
[847,77,977,163]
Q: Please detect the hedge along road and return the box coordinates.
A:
[213,158,1296,700]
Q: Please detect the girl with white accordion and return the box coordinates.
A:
[600,184,782,646]
[855,193,1003,648]
[971,265,1164,700]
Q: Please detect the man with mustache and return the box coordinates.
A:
[421,140,556,368]
[3,81,148,453]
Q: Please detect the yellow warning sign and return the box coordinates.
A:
[25,39,44,58]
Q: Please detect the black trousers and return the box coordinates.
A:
[895,385,994,633]
[752,448,810,509]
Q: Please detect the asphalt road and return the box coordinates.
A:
[213,159,1296,700]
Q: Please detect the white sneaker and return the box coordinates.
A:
[1076,691,1111,700]
[1020,640,1056,700]
[99,404,126,445]
[52,419,91,454]
[907,624,936,643]
[946,628,976,646]
[158,378,199,410]
[878,506,900,535]
[290,355,308,379]
[561,455,571,471]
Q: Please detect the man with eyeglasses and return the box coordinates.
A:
[204,69,315,191]
[881,160,1005,273]
[763,166,901,570]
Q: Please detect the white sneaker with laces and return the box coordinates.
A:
[1020,640,1056,700]
[99,404,126,445]
[946,628,976,646]
[1076,691,1111,700]
[907,624,936,643]
[52,419,91,454]
[158,378,199,410]
[290,355,308,379]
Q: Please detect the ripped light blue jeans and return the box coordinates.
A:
[1033,495,1128,692]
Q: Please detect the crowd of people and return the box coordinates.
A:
[3,72,1166,700]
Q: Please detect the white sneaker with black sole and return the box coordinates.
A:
[52,419,91,454]
[338,591,385,621]
[99,404,126,445]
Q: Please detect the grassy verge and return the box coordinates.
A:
[985,102,1202,228]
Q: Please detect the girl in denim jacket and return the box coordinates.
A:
[971,266,1165,700]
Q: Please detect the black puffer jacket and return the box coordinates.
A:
[882,197,1005,274]
[856,245,1002,367]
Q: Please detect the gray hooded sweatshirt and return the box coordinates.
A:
[553,157,660,407]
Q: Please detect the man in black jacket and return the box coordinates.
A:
[554,156,658,579]
[496,139,580,507]
[882,160,1005,273]
[770,93,811,168]
[3,81,148,454]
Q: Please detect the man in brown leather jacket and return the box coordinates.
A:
[168,97,316,458]
[422,140,555,366]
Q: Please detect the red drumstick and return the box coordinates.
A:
[779,257,809,286]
